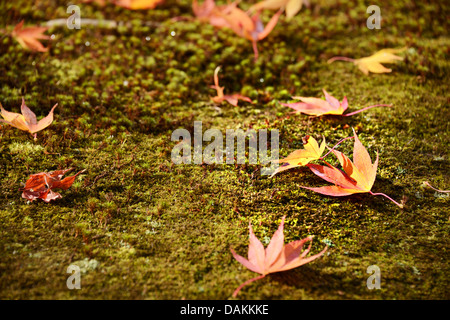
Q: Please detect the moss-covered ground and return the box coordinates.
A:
[0,0,448,299]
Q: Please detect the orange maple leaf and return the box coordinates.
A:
[210,66,252,107]
[192,0,240,28]
[192,2,280,59]
[11,20,50,52]
[114,0,163,10]
[0,98,58,139]
[281,89,392,117]
[21,168,86,203]
[220,9,281,60]
[230,216,327,297]
[301,129,403,208]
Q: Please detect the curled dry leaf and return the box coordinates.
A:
[302,129,403,208]
[327,48,406,75]
[11,20,50,52]
[230,216,327,297]
[114,0,163,10]
[0,97,57,139]
[210,66,252,107]
[281,89,391,117]
[21,168,86,203]
[270,135,326,177]
[250,0,304,19]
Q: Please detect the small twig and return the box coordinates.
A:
[45,18,116,28]
[85,170,110,188]
[44,18,162,29]
[116,154,135,169]
[90,234,106,241]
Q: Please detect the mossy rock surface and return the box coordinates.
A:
[0,0,448,299]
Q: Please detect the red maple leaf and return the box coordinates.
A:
[21,168,86,202]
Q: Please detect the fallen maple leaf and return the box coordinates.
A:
[0,98,58,139]
[193,0,221,25]
[210,66,252,107]
[271,135,355,177]
[270,135,326,177]
[221,9,282,60]
[114,0,163,10]
[192,0,241,28]
[301,129,403,208]
[250,0,304,19]
[423,181,449,193]
[327,48,406,75]
[21,168,86,203]
[11,20,50,52]
[281,89,392,117]
[231,216,327,297]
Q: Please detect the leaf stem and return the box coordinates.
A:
[252,41,259,61]
[320,136,355,160]
[423,181,449,193]
[344,104,392,117]
[327,56,355,64]
[369,191,404,208]
[232,274,266,297]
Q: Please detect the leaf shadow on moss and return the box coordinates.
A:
[270,265,363,298]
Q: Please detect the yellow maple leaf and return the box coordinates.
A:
[270,135,325,177]
[250,0,303,19]
[114,0,163,10]
[328,48,406,75]
[0,98,57,139]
